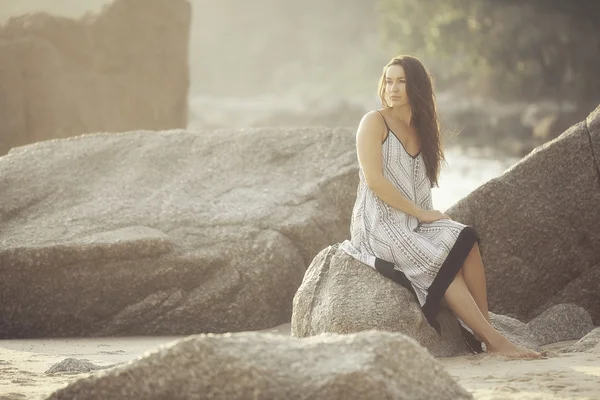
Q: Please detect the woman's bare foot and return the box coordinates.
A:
[487,337,542,360]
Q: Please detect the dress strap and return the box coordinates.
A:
[375,110,390,142]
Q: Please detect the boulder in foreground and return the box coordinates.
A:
[46,331,473,400]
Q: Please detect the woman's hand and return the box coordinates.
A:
[417,209,451,223]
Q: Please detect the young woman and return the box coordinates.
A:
[341,55,541,359]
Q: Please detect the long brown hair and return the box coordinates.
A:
[378,56,445,187]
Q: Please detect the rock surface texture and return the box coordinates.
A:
[447,105,600,324]
[292,245,595,356]
[291,244,473,356]
[46,331,473,400]
[45,358,119,375]
[0,127,358,338]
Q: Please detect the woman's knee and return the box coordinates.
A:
[454,267,465,280]
[466,243,484,265]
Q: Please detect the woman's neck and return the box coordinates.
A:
[388,105,413,126]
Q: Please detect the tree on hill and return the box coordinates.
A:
[378,0,600,101]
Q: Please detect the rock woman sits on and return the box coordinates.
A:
[340,55,541,359]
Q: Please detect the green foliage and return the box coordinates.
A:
[378,0,600,101]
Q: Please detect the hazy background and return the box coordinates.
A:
[1,0,598,207]
[2,0,598,147]
[0,0,387,101]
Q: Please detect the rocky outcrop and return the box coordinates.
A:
[292,245,595,356]
[491,306,593,351]
[291,244,473,357]
[526,303,594,346]
[0,127,358,338]
[46,331,473,400]
[0,0,190,156]
[559,328,600,354]
[446,105,600,324]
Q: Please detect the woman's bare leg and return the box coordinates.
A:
[444,271,541,359]
[461,243,491,324]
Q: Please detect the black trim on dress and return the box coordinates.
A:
[374,257,418,301]
[376,110,391,143]
[375,110,421,158]
[373,226,484,354]
[421,226,479,334]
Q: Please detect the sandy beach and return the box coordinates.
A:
[438,341,600,400]
[0,335,181,399]
[1,324,598,400]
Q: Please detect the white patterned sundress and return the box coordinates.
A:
[341,111,479,339]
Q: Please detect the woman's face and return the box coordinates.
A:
[385,64,409,107]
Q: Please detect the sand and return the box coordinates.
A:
[438,341,600,400]
[0,335,181,399]
[1,325,598,400]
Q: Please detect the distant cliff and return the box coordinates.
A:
[0,0,190,155]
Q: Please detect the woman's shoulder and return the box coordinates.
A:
[356,110,388,142]
[362,109,386,118]
[359,109,387,127]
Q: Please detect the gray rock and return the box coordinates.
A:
[526,304,594,346]
[490,313,540,352]
[0,127,358,338]
[558,327,600,353]
[45,358,119,375]
[446,105,600,324]
[291,244,472,357]
[490,305,594,351]
[46,331,473,400]
[291,245,592,355]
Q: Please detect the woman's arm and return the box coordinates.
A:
[356,111,422,217]
[356,111,448,222]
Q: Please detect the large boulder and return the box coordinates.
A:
[291,244,474,357]
[446,105,600,324]
[0,0,190,156]
[0,127,358,338]
[46,331,473,400]
[292,245,595,356]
